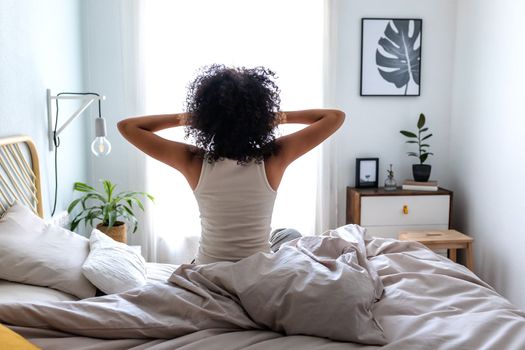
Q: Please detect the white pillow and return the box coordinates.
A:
[82,229,147,294]
[0,202,97,299]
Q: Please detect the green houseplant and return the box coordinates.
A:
[68,180,154,243]
[400,113,433,182]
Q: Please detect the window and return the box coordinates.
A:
[142,0,324,262]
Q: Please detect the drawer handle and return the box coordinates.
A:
[403,205,409,215]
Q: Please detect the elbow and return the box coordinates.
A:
[116,120,125,133]
[117,119,130,137]
[332,109,346,127]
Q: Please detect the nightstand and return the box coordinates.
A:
[399,229,474,270]
[346,187,453,239]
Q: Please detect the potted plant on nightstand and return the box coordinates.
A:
[67,180,154,243]
[400,113,433,182]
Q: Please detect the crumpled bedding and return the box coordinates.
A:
[0,225,386,345]
[2,225,525,350]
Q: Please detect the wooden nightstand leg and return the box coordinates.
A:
[449,248,457,262]
[466,242,474,271]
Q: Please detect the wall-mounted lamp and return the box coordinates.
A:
[46,89,111,216]
[46,89,111,156]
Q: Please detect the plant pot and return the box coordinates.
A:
[412,164,432,182]
[96,222,127,243]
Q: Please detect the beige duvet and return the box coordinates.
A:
[1,225,525,350]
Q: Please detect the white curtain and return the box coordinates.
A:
[112,0,160,261]
[135,0,326,263]
[315,0,342,233]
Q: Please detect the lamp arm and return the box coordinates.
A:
[46,89,106,151]
[55,99,94,136]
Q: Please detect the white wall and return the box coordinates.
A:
[0,0,87,218]
[330,0,458,225]
[449,0,525,308]
[331,0,525,310]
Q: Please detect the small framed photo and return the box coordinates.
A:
[356,158,379,188]
[360,18,422,96]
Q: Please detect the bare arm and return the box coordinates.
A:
[274,109,345,167]
[117,113,198,179]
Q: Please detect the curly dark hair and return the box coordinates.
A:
[184,64,281,164]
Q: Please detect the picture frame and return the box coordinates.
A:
[355,158,379,188]
[360,18,422,96]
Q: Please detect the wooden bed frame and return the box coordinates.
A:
[0,136,43,218]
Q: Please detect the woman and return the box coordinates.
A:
[118,65,345,264]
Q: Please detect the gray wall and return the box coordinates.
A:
[449,0,525,308]
[0,0,87,218]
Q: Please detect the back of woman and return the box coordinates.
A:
[118,64,345,264]
[194,159,276,264]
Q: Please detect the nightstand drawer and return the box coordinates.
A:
[361,195,450,226]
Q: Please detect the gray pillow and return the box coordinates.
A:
[0,202,96,299]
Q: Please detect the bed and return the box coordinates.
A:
[0,135,524,350]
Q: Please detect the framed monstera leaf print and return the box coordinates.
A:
[360,18,422,96]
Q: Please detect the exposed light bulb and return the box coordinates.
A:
[91,136,111,157]
[92,117,111,157]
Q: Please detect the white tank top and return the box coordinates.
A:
[193,158,277,264]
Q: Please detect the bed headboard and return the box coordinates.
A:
[0,136,43,218]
